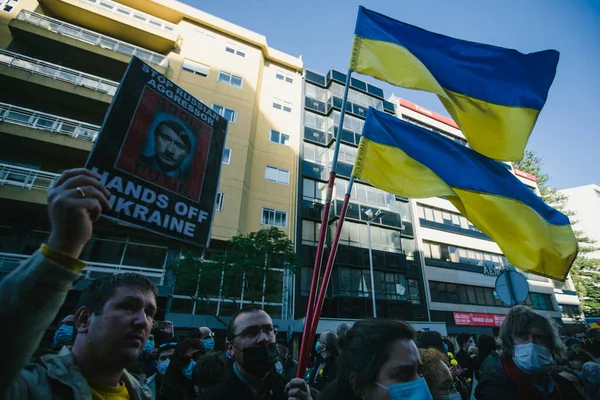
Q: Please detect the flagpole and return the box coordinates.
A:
[309,176,355,337]
[296,69,353,377]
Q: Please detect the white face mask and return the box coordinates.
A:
[513,343,554,374]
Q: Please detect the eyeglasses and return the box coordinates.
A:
[231,325,278,341]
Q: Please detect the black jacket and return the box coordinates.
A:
[308,355,338,391]
[202,363,289,400]
[282,356,298,382]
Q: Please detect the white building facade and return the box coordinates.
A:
[390,96,584,336]
[559,184,600,259]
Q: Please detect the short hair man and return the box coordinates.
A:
[476,305,582,400]
[202,305,312,400]
[308,330,339,390]
[0,168,155,399]
[190,326,215,351]
[141,120,193,180]
[276,339,298,381]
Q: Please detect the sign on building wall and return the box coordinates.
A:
[454,312,506,327]
[86,57,227,246]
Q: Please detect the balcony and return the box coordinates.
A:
[0,163,60,192]
[0,49,118,98]
[12,10,168,68]
[0,102,99,144]
[0,252,165,285]
[39,0,180,53]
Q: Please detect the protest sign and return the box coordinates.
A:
[85,57,227,246]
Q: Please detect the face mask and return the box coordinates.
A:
[513,343,554,374]
[157,359,170,375]
[438,391,462,400]
[225,350,234,359]
[376,377,433,400]
[275,360,284,374]
[240,343,278,377]
[203,337,215,352]
[181,360,196,380]
[143,339,155,352]
[315,342,326,353]
[53,324,74,346]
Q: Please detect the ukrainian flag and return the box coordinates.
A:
[350,6,559,162]
[353,109,577,281]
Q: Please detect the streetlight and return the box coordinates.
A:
[365,208,385,318]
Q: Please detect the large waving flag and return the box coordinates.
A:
[353,109,577,281]
[350,6,559,162]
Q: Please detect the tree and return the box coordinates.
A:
[171,227,305,320]
[514,150,600,316]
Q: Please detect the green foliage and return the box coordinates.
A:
[514,150,600,316]
[171,227,304,313]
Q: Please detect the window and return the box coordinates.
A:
[215,192,224,211]
[181,59,209,77]
[1,0,17,11]
[423,240,511,270]
[526,293,555,311]
[225,43,246,57]
[222,147,231,164]
[269,130,290,146]
[275,71,294,84]
[273,99,292,113]
[265,166,289,184]
[261,208,287,228]
[212,105,237,123]
[431,281,505,307]
[417,204,484,235]
[218,71,243,88]
[194,27,216,39]
[560,304,581,318]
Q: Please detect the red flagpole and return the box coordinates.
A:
[296,70,353,378]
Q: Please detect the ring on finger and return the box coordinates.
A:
[76,186,86,198]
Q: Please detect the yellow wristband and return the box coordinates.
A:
[40,244,87,273]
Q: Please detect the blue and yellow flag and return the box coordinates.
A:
[350,6,559,162]
[353,109,577,281]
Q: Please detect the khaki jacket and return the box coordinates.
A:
[0,251,153,399]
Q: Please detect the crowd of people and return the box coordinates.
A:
[2,168,600,400]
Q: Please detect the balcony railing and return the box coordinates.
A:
[0,252,165,285]
[0,102,100,142]
[0,163,60,191]
[15,10,168,67]
[0,49,119,96]
[81,0,178,35]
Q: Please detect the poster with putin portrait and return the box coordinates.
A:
[85,57,228,247]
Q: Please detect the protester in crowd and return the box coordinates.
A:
[444,337,457,355]
[158,338,206,400]
[0,168,154,399]
[192,351,228,398]
[202,305,312,400]
[147,341,179,397]
[126,361,148,382]
[51,314,75,350]
[582,361,600,400]
[420,348,461,400]
[476,305,583,400]
[190,326,216,352]
[308,330,339,391]
[455,333,475,382]
[152,320,177,347]
[336,323,350,343]
[417,330,446,354]
[474,334,498,381]
[317,318,431,400]
[568,347,598,374]
[277,339,298,381]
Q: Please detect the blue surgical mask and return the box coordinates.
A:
[143,339,155,352]
[376,377,433,400]
[181,360,196,380]
[513,343,554,374]
[53,324,74,346]
[157,359,170,375]
[315,342,326,353]
[438,391,462,400]
[203,337,215,351]
[275,360,284,374]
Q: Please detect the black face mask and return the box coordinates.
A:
[240,343,278,377]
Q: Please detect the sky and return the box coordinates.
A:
[184,0,600,189]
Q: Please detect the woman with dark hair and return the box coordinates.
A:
[158,338,206,400]
[417,330,446,354]
[318,318,432,400]
[474,334,498,380]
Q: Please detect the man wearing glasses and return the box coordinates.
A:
[202,305,312,400]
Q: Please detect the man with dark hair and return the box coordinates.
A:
[276,339,298,381]
[0,168,155,399]
[308,330,339,391]
[455,332,474,382]
[203,305,312,400]
[192,351,228,395]
[140,120,193,180]
[476,305,583,400]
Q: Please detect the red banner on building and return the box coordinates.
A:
[454,312,506,327]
